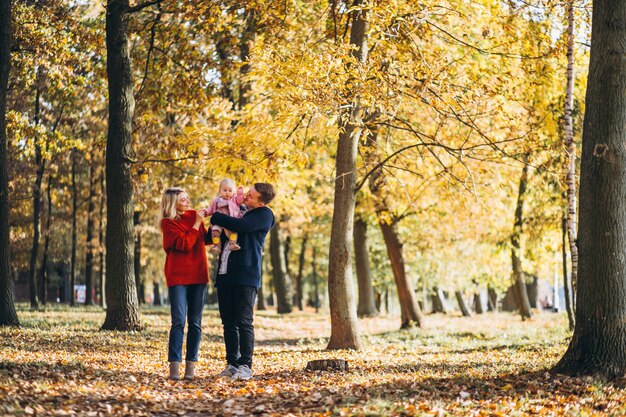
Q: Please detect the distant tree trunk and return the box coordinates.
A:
[133,210,143,305]
[238,6,255,110]
[511,161,532,320]
[70,149,77,306]
[354,216,377,317]
[364,115,421,328]
[473,293,484,314]
[487,287,497,311]
[40,174,53,305]
[295,235,307,311]
[102,0,141,330]
[152,282,162,306]
[553,0,626,376]
[85,162,96,306]
[28,68,45,310]
[380,220,423,327]
[562,216,575,330]
[0,0,18,326]
[326,0,368,350]
[99,169,105,308]
[270,224,292,314]
[455,291,472,317]
[431,287,449,314]
[564,0,579,304]
[257,280,266,310]
[312,246,319,313]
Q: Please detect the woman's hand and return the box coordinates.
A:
[194,209,206,229]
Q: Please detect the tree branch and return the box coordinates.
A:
[126,0,163,14]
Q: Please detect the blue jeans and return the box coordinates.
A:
[168,284,206,363]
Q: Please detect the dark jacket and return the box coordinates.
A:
[211,206,275,288]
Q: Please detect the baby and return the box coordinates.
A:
[204,178,245,254]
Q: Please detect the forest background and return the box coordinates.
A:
[3,0,591,323]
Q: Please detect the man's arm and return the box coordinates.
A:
[211,209,273,234]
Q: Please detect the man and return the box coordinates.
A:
[210,182,276,380]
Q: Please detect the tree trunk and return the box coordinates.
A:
[564,0,579,304]
[553,0,626,377]
[473,293,484,314]
[28,68,45,310]
[312,246,319,313]
[364,111,422,328]
[0,0,18,326]
[257,279,266,310]
[354,216,378,317]
[562,216,575,330]
[326,1,369,351]
[487,287,497,311]
[238,6,255,110]
[102,0,141,330]
[295,235,307,311]
[456,291,472,317]
[270,224,292,314]
[511,162,532,320]
[99,168,105,308]
[70,149,78,306]
[133,210,143,305]
[152,282,162,306]
[85,162,96,306]
[40,174,53,305]
[431,287,449,314]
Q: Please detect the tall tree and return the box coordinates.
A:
[70,149,77,306]
[270,224,293,314]
[0,0,18,326]
[326,0,367,350]
[84,161,97,306]
[295,234,307,311]
[101,0,144,330]
[511,161,533,320]
[27,67,45,310]
[562,216,575,330]
[353,215,377,317]
[563,0,579,314]
[553,0,626,378]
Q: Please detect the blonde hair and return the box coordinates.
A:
[219,178,236,191]
[159,187,185,228]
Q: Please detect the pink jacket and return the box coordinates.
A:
[206,187,245,218]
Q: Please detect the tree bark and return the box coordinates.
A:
[564,0,579,305]
[431,287,449,314]
[102,0,141,330]
[562,216,575,330]
[511,162,532,320]
[238,6,255,110]
[0,0,18,326]
[295,235,307,311]
[487,287,497,311]
[553,0,626,377]
[473,293,484,314]
[152,281,162,306]
[312,246,319,313]
[133,210,143,305]
[326,1,369,350]
[354,216,377,317]
[28,68,45,310]
[40,174,53,305]
[456,291,472,317]
[70,149,77,306]
[270,224,292,314]
[85,161,97,306]
[98,168,105,308]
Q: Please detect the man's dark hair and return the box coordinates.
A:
[254,183,276,205]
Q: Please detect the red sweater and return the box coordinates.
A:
[161,210,209,287]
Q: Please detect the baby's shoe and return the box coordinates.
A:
[229,242,241,251]
[210,245,221,254]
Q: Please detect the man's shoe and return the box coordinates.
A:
[184,361,195,380]
[218,364,239,378]
[232,364,253,381]
[169,362,181,380]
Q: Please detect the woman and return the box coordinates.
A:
[159,187,209,380]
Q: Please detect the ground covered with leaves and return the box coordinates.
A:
[1,305,625,416]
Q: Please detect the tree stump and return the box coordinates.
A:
[305,359,348,371]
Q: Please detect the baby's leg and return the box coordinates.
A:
[226,229,240,251]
